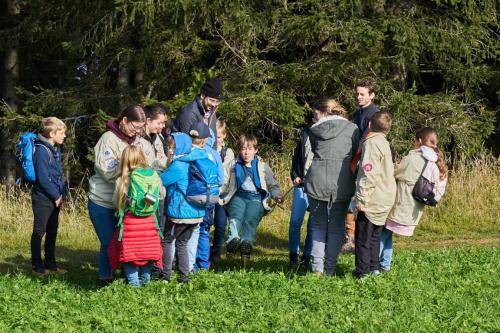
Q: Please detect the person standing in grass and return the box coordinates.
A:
[288,113,317,269]
[353,111,396,279]
[160,123,213,283]
[88,105,147,286]
[379,128,448,272]
[108,145,165,287]
[142,103,170,278]
[220,134,284,261]
[304,100,360,276]
[344,80,380,252]
[211,120,235,262]
[31,117,68,276]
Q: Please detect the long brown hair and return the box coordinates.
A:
[435,147,448,181]
[117,104,146,124]
[117,145,147,213]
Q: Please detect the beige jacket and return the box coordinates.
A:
[138,134,168,171]
[220,156,282,211]
[387,148,446,226]
[89,131,132,208]
[355,132,396,226]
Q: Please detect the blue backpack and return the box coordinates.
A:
[183,158,220,207]
[16,132,51,183]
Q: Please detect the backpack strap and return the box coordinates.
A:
[116,210,126,241]
[34,143,54,164]
[419,160,429,177]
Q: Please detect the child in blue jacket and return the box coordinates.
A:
[160,122,213,283]
[31,117,68,275]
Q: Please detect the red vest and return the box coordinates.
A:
[108,213,162,270]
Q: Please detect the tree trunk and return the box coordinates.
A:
[0,0,20,185]
[117,53,130,110]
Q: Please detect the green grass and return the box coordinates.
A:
[0,158,499,332]
[0,248,498,332]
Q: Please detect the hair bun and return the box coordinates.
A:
[189,130,199,137]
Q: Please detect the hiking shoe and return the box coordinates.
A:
[177,275,190,284]
[380,266,391,273]
[98,278,114,287]
[341,237,355,253]
[240,240,253,256]
[226,238,240,254]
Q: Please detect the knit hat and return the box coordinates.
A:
[189,121,211,139]
[200,78,223,99]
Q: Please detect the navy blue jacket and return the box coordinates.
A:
[173,95,217,147]
[33,136,67,201]
[352,103,379,138]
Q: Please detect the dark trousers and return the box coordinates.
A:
[211,203,227,255]
[164,220,197,279]
[156,199,168,270]
[31,192,60,269]
[354,212,383,277]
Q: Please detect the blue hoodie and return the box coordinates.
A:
[205,130,224,186]
[161,133,208,222]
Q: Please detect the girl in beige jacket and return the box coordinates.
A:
[379,128,448,272]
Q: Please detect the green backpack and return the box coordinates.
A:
[117,168,163,240]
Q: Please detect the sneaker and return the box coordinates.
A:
[177,275,190,284]
[380,266,391,273]
[32,266,46,277]
[371,269,381,276]
[226,238,240,254]
[240,240,253,263]
[98,278,114,287]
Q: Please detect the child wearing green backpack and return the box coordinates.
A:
[108,145,165,287]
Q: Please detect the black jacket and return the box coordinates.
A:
[32,135,67,201]
[290,128,311,186]
[173,95,217,147]
[352,103,379,138]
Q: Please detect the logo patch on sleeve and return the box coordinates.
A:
[363,163,373,172]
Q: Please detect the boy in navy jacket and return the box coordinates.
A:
[31,117,68,275]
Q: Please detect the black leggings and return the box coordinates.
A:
[31,192,60,269]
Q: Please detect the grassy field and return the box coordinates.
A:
[0,158,498,332]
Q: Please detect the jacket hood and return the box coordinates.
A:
[309,116,352,141]
[177,146,208,162]
[36,134,58,154]
[420,145,438,162]
[172,132,192,157]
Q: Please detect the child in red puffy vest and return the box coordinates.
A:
[108,145,165,287]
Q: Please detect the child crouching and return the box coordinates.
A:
[220,134,283,261]
[108,145,165,287]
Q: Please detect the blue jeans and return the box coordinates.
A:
[211,203,227,255]
[227,195,265,245]
[88,200,117,279]
[288,186,313,257]
[122,262,153,287]
[310,198,349,275]
[379,227,393,270]
[187,224,200,272]
[196,205,214,270]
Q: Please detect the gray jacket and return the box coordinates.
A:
[305,115,360,202]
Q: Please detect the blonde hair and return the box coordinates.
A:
[117,146,147,213]
[435,148,448,181]
[192,137,206,147]
[239,134,258,150]
[313,99,347,118]
[216,119,227,135]
[42,117,67,137]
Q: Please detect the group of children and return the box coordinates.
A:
[28,79,448,286]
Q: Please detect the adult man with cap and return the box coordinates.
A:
[174,78,222,148]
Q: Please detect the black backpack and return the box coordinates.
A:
[412,160,437,207]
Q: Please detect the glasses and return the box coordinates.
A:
[128,122,144,132]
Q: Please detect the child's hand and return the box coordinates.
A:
[275,196,284,204]
[355,203,363,212]
[292,177,302,186]
[55,196,63,208]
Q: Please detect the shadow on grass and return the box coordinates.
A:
[0,246,101,290]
